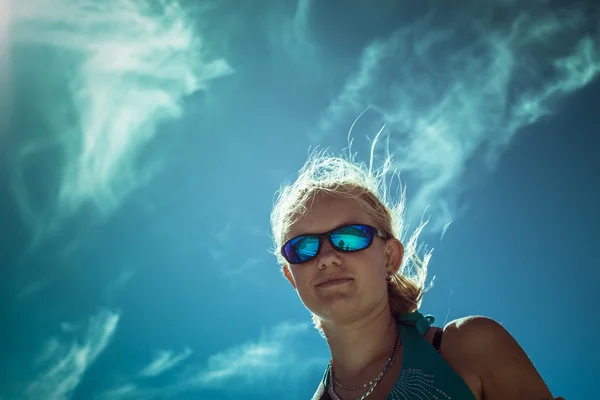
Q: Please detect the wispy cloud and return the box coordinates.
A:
[222,258,265,288]
[0,0,11,151]
[24,310,120,400]
[9,0,233,245]
[266,0,319,72]
[16,280,48,300]
[210,218,272,286]
[98,321,326,399]
[317,2,600,232]
[33,337,61,366]
[59,322,80,334]
[106,269,135,304]
[139,348,193,378]
[98,384,139,399]
[196,321,318,388]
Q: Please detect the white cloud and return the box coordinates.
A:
[16,280,48,300]
[33,337,61,366]
[222,258,266,289]
[98,321,326,399]
[210,218,272,286]
[99,384,138,399]
[266,0,319,70]
[139,347,193,378]
[0,0,11,151]
[106,269,135,303]
[24,310,120,400]
[186,321,326,393]
[317,3,600,232]
[9,0,233,244]
[60,322,79,333]
[98,384,139,399]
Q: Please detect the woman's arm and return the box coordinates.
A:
[443,316,556,400]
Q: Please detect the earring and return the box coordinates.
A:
[386,273,392,282]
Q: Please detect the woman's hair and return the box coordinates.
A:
[270,147,432,333]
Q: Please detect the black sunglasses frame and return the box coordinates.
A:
[281,223,388,265]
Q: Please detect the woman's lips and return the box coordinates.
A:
[316,278,353,288]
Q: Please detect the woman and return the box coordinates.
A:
[270,152,563,400]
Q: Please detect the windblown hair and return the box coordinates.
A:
[270,146,432,333]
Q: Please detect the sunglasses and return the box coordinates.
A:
[281,223,387,264]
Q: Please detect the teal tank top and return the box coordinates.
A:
[314,311,477,400]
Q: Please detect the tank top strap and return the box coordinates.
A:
[396,310,435,336]
[393,311,477,399]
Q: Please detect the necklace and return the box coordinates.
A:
[328,323,401,400]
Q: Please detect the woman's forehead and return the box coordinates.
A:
[286,195,371,238]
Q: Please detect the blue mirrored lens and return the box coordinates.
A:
[330,225,372,251]
[284,235,319,263]
[282,225,376,264]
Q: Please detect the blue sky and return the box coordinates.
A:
[1,0,599,399]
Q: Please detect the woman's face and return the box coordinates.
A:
[283,193,400,327]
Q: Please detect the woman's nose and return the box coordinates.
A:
[317,239,342,269]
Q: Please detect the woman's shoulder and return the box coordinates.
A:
[440,315,506,357]
[423,315,494,352]
[434,315,500,398]
[436,315,556,399]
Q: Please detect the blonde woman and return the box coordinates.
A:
[271,151,563,400]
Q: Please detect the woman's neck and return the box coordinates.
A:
[322,306,398,383]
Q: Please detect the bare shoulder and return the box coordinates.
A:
[441,315,502,354]
[428,316,489,399]
[439,316,554,400]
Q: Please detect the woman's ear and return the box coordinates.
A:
[385,238,404,275]
[283,265,297,289]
